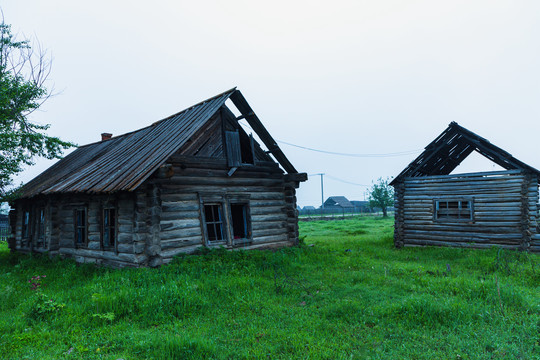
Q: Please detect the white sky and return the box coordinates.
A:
[3,1,540,207]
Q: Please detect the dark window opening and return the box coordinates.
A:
[75,208,87,246]
[230,203,250,240]
[239,133,254,164]
[36,208,46,248]
[204,204,225,242]
[435,200,473,221]
[103,208,116,249]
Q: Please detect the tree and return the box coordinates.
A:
[368,177,394,217]
[0,16,73,200]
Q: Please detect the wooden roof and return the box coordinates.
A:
[391,122,540,185]
[20,89,300,198]
[324,196,354,208]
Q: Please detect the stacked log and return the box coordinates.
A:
[396,170,539,251]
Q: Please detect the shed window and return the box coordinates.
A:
[230,203,251,241]
[203,204,225,242]
[102,208,116,249]
[75,208,87,246]
[435,200,473,221]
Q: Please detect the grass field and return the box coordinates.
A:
[0,216,538,359]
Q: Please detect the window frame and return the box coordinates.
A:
[202,203,227,245]
[21,208,31,247]
[433,198,474,222]
[101,206,117,251]
[74,207,88,248]
[35,207,46,249]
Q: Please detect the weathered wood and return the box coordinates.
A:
[250,206,287,216]
[11,142,302,266]
[251,221,287,231]
[161,236,202,250]
[251,214,288,222]
[251,233,288,244]
[404,239,520,250]
[60,247,145,263]
[160,227,202,241]
[396,170,539,252]
[253,228,288,238]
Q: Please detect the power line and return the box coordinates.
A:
[277,140,422,158]
[237,120,422,158]
[308,173,371,186]
[325,175,370,187]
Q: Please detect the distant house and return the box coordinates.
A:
[350,201,371,212]
[9,88,307,267]
[391,122,539,253]
[324,196,354,209]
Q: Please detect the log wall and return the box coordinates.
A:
[394,170,539,252]
[11,193,146,267]
[150,155,299,263]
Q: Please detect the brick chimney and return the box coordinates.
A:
[101,133,112,141]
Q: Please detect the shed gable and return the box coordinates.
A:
[391,122,540,185]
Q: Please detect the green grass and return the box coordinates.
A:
[0,216,538,359]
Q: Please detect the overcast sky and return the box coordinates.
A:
[3,1,540,206]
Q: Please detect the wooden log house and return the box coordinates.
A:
[391,122,540,253]
[8,88,307,267]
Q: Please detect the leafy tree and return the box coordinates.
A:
[368,177,394,217]
[0,16,73,200]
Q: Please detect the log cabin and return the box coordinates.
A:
[8,88,307,267]
[391,122,540,253]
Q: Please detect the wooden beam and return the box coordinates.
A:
[229,90,298,174]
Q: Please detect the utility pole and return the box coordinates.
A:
[314,173,325,209]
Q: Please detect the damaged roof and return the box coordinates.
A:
[391,122,540,185]
[20,88,299,198]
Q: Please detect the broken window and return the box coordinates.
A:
[230,203,251,242]
[225,130,255,167]
[434,200,473,221]
[102,207,116,249]
[203,204,225,243]
[239,133,255,165]
[75,208,87,247]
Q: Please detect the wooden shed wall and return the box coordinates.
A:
[148,155,299,264]
[394,170,539,251]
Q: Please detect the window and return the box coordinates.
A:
[75,208,87,246]
[203,204,225,242]
[102,208,116,249]
[200,194,252,247]
[36,208,46,248]
[22,210,30,239]
[434,199,473,221]
[225,130,254,167]
[230,203,251,242]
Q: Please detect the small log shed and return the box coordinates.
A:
[391,122,540,253]
[9,88,307,267]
